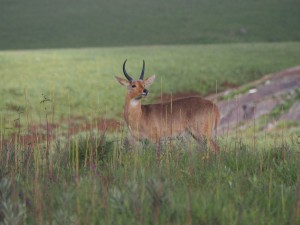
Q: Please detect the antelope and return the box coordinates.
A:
[115,60,220,154]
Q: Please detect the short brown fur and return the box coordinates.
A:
[115,61,220,153]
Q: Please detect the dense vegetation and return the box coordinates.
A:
[1,129,299,224]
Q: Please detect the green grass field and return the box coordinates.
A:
[1,42,300,123]
[1,0,300,224]
[1,0,300,49]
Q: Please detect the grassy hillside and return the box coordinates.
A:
[1,0,300,49]
[1,42,300,123]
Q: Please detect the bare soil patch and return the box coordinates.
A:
[66,117,121,136]
[3,117,121,147]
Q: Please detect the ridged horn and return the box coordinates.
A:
[123,59,133,82]
[139,60,145,80]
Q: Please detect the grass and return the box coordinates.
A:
[1,0,300,223]
[0,125,299,224]
[1,42,299,223]
[1,42,300,124]
[1,0,300,49]
[268,90,300,119]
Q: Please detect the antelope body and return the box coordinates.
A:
[115,60,220,153]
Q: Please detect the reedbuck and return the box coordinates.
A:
[115,60,220,154]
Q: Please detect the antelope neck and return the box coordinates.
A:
[124,95,142,124]
[130,98,140,107]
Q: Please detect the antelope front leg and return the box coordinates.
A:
[156,141,161,159]
[124,134,139,150]
[208,138,219,155]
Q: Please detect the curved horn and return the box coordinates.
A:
[123,59,133,82]
[139,60,145,80]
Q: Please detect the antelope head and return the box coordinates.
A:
[115,59,156,103]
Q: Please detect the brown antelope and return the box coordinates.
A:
[115,60,220,154]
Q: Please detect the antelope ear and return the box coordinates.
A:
[144,75,156,87]
[115,76,130,86]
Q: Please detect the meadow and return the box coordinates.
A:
[1,0,300,224]
[1,42,300,123]
[1,42,300,225]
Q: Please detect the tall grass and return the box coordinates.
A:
[0,111,299,224]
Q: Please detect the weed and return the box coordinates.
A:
[0,178,27,225]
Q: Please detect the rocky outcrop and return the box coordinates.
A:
[213,67,300,132]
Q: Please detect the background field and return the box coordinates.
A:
[1,0,300,224]
[1,0,300,49]
[1,42,300,123]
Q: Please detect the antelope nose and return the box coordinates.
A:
[142,89,148,96]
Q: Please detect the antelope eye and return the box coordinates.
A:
[131,85,136,88]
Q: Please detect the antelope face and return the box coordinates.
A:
[115,60,156,101]
[128,80,148,99]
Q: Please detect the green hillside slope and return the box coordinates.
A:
[1,0,300,49]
